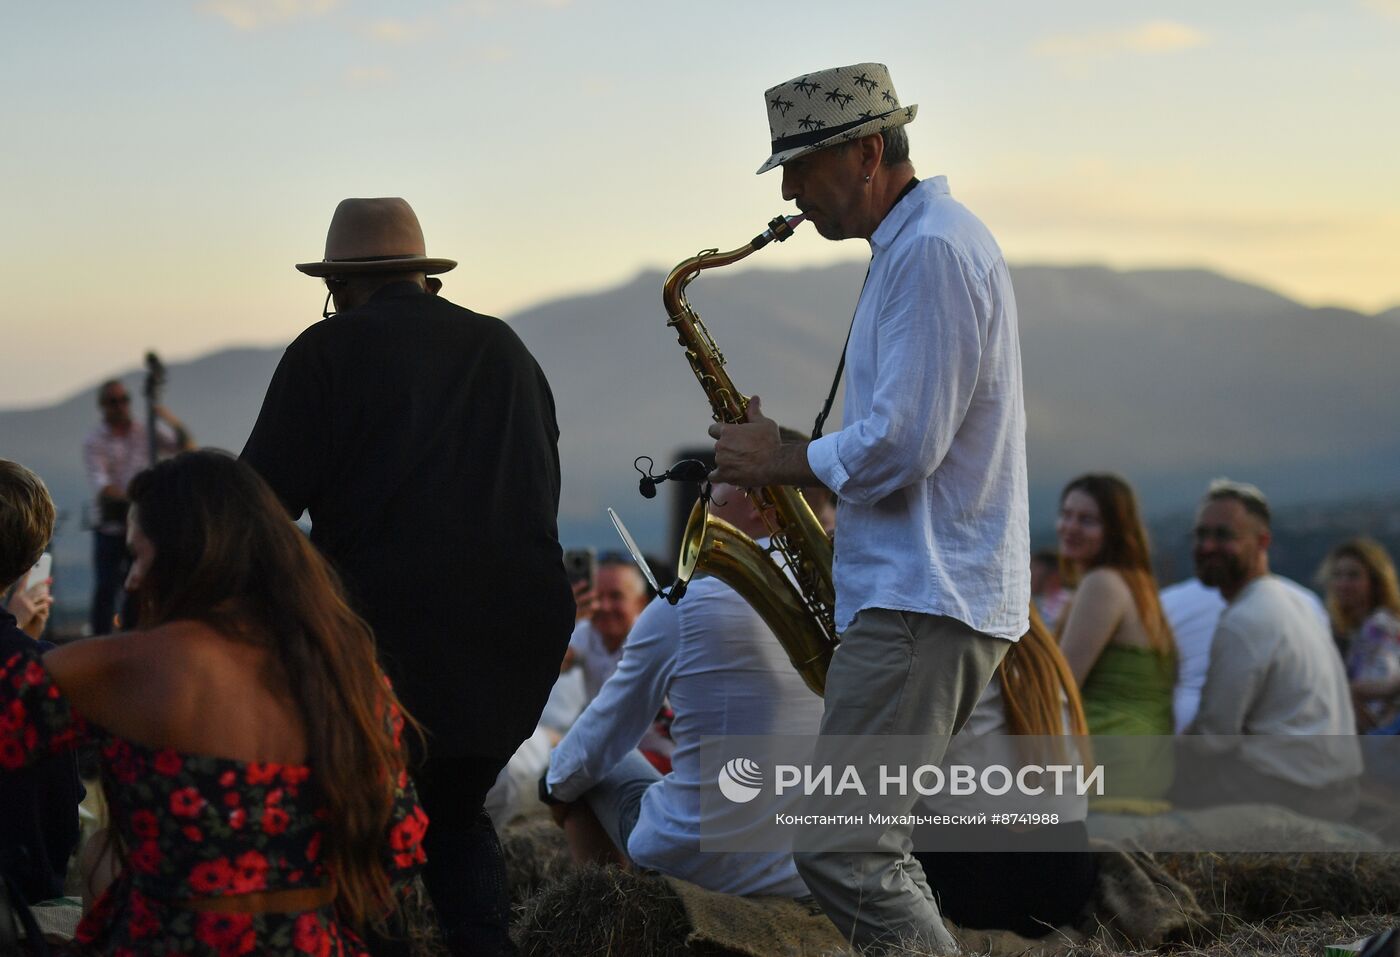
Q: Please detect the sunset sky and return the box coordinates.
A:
[3,0,1397,407]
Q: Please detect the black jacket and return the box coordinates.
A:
[242,283,574,760]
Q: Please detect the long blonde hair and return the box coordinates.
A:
[1320,537,1400,635]
[1000,605,1088,737]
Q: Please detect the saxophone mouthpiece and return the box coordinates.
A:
[755,213,806,249]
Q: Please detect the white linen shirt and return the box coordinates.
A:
[547,572,825,897]
[806,176,1029,640]
[1163,576,1330,733]
[1185,576,1361,788]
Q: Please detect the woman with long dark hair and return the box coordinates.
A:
[1055,473,1176,734]
[1054,474,1175,805]
[0,450,426,955]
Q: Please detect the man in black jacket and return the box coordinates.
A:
[242,198,574,956]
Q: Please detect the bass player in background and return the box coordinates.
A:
[83,377,194,634]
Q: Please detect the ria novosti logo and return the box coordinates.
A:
[717,757,764,803]
[714,754,1106,802]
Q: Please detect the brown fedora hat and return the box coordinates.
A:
[296,197,457,277]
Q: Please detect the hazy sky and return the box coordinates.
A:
[3,0,1397,407]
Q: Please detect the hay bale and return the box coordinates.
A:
[1161,852,1400,923]
[512,864,695,957]
[499,816,575,909]
[664,875,854,957]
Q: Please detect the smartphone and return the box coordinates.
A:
[24,552,52,598]
[563,547,597,590]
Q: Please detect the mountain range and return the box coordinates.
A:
[4,261,1397,623]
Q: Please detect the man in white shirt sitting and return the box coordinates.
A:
[1180,480,1362,819]
[1163,574,1329,733]
[540,485,825,897]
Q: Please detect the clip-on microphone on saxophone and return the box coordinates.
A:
[628,457,714,604]
[634,457,710,500]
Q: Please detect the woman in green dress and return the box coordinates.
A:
[1055,473,1176,804]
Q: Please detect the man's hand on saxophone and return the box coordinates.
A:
[708,395,821,488]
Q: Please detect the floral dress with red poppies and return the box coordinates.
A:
[0,645,428,956]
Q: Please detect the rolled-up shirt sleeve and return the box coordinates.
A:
[546,599,679,802]
[807,237,985,506]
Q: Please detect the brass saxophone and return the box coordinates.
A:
[663,214,838,696]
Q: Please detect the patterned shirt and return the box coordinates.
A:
[82,421,179,533]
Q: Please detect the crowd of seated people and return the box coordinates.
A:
[1036,475,1383,822]
[6,445,1399,955]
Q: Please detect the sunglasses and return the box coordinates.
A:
[102,395,131,407]
[322,278,347,319]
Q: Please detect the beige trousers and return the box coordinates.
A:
[794,608,1008,954]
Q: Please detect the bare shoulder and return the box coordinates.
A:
[46,623,245,723]
[44,623,187,688]
[1077,567,1131,603]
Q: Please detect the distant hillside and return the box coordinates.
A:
[5,263,1399,626]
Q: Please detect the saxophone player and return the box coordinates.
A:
[709,62,1029,955]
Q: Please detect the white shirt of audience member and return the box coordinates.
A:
[1162,575,1328,733]
[548,567,826,897]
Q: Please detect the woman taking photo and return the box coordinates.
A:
[1320,537,1400,732]
[0,451,427,955]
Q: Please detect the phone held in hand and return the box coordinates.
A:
[563,547,597,590]
[24,553,52,599]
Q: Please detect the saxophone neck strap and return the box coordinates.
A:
[811,177,919,442]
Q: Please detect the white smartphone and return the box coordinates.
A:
[23,553,52,598]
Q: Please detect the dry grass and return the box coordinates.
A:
[504,829,1400,957]
[1161,852,1400,925]
[512,864,696,957]
[1058,914,1395,957]
[498,816,573,909]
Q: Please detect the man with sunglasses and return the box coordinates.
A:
[242,197,573,957]
[81,379,193,634]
